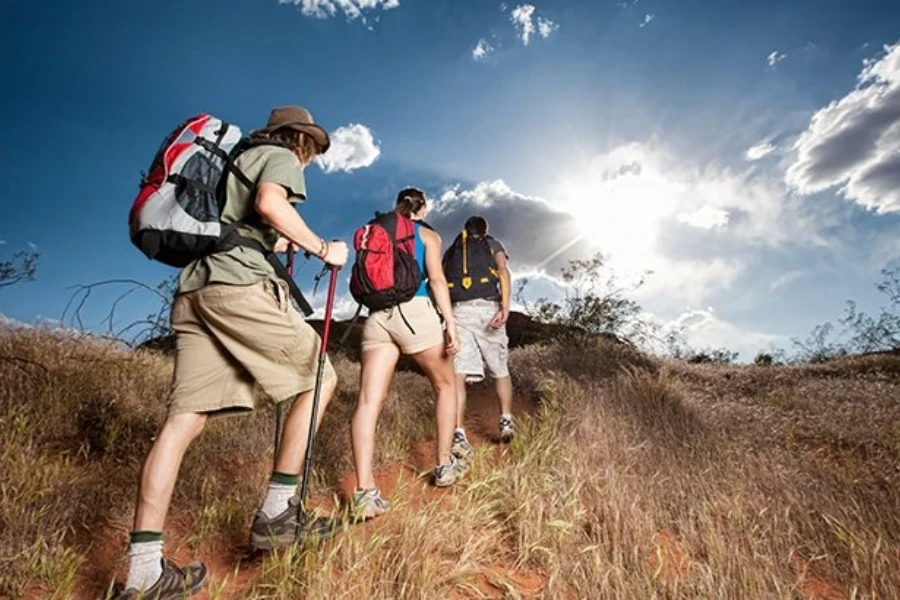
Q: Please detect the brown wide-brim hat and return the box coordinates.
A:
[260,105,331,153]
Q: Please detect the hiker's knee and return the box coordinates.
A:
[432,370,456,396]
[356,387,386,413]
[161,412,207,445]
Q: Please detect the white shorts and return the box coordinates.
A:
[452,299,509,383]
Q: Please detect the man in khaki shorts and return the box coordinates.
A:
[442,216,514,463]
[116,106,349,599]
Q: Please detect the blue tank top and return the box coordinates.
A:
[414,223,429,297]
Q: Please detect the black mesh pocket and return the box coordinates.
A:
[175,152,223,222]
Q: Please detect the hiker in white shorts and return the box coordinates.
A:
[441,216,514,464]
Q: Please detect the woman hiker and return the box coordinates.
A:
[349,187,467,520]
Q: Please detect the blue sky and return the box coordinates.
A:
[1,0,899,358]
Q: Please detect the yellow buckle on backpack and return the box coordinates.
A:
[462,276,472,289]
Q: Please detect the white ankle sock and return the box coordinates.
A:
[454,427,467,439]
[261,482,296,518]
[125,540,163,591]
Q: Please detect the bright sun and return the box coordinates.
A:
[559,161,683,273]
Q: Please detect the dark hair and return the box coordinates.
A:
[464,216,488,237]
[396,187,427,218]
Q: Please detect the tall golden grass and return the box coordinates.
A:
[1,327,898,598]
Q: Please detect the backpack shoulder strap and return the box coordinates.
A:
[219,228,314,317]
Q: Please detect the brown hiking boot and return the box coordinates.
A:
[114,558,207,599]
[250,494,340,550]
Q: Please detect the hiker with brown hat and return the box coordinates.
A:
[116,105,348,599]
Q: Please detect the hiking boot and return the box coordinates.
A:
[451,430,475,465]
[351,488,390,521]
[114,558,207,599]
[434,456,467,488]
[499,415,515,442]
[250,495,340,550]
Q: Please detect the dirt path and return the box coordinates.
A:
[74,386,537,599]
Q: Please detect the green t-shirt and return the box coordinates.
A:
[178,145,307,293]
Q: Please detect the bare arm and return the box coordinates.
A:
[421,227,458,353]
[496,252,511,314]
[489,251,512,328]
[255,182,347,266]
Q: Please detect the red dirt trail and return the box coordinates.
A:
[68,386,541,599]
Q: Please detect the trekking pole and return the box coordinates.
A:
[298,263,340,510]
[274,247,297,459]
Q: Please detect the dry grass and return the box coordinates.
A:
[2,329,899,598]
[0,327,432,598]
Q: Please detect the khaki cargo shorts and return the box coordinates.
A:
[453,299,509,383]
[167,278,336,417]
[361,296,444,355]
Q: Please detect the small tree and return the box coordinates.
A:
[523,252,656,346]
[679,347,739,364]
[753,352,774,366]
[841,267,900,353]
[791,322,847,364]
[0,250,39,288]
[62,274,178,346]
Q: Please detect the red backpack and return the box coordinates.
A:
[349,211,423,311]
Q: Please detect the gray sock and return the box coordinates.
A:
[125,538,163,591]
[262,482,296,518]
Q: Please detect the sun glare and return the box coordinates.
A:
[559,159,684,273]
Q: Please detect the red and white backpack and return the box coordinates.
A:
[129,114,253,268]
[128,114,314,316]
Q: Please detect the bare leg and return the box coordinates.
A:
[455,374,467,429]
[133,412,208,531]
[274,375,338,475]
[411,345,457,465]
[496,375,513,416]
[352,345,400,490]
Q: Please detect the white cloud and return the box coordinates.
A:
[767,51,787,67]
[429,179,590,275]
[537,16,559,39]
[786,40,900,214]
[510,4,557,45]
[669,307,784,360]
[769,269,807,291]
[279,0,399,22]
[745,141,776,161]
[511,5,536,45]
[639,13,654,28]
[676,206,730,229]
[315,123,381,173]
[472,39,494,61]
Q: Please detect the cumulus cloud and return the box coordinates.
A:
[316,123,381,173]
[676,206,730,229]
[639,13,654,28]
[510,4,557,45]
[786,40,900,214]
[429,180,589,274]
[472,39,494,61]
[668,307,784,360]
[279,0,399,21]
[767,50,787,67]
[745,141,776,161]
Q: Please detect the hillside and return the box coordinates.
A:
[2,326,899,598]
